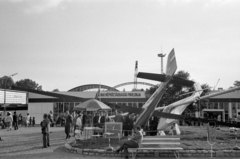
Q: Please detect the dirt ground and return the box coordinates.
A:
[0,125,240,159]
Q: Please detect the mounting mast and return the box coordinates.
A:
[134,61,138,90]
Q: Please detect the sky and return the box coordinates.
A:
[0,0,240,92]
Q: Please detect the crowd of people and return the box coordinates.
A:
[0,112,36,130]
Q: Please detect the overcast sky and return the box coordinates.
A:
[0,0,239,91]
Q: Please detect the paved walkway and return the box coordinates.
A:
[0,126,239,159]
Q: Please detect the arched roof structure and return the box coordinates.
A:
[68,84,119,92]
[113,82,155,89]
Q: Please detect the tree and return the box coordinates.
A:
[15,79,43,90]
[233,80,240,87]
[185,83,212,113]
[0,76,14,89]
[146,70,192,107]
[52,89,60,92]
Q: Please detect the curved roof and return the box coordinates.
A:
[68,84,119,92]
[113,82,155,88]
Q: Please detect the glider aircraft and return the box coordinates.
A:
[116,48,240,132]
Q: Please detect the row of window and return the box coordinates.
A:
[205,102,240,111]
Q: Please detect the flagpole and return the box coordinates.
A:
[99,83,101,101]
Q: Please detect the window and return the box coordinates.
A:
[209,103,213,109]
[70,103,74,111]
[64,103,69,112]
[133,103,137,108]
[232,103,237,114]
[75,102,80,106]
[214,103,218,109]
[238,103,240,109]
[223,103,228,113]
[138,103,144,108]
[219,103,223,109]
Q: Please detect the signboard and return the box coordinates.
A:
[99,92,145,98]
[0,90,27,104]
[0,91,4,103]
[105,122,122,138]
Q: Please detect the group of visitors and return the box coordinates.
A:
[0,111,36,130]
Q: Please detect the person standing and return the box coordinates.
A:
[32,117,35,127]
[86,112,92,127]
[13,112,18,130]
[93,112,100,127]
[65,110,73,140]
[75,113,82,137]
[82,111,87,129]
[114,110,124,123]
[5,112,13,131]
[123,113,131,136]
[18,114,22,127]
[41,113,50,148]
[26,113,30,127]
[48,111,54,127]
[99,111,108,129]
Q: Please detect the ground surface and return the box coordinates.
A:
[0,125,240,159]
[73,126,240,150]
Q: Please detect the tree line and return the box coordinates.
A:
[0,76,59,92]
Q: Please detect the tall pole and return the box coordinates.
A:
[157,53,166,74]
[134,61,138,90]
[4,73,18,113]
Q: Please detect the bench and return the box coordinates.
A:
[129,136,182,159]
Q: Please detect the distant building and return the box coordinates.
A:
[199,89,240,122]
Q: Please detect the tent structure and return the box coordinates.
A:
[73,99,111,111]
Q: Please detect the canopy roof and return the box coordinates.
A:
[73,99,111,111]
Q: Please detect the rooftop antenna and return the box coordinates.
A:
[157,45,166,74]
[213,79,220,91]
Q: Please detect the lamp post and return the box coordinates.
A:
[157,53,166,74]
[3,73,18,113]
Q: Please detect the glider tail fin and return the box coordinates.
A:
[166,48,177,76]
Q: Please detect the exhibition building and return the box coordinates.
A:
[1,84,240,124]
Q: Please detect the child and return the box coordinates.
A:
[32,117,35,127]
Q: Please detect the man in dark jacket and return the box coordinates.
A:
[93,112,100,127]
[82,111,87,129]
[41,113,50,148]
[65,111,72,139]
[13,112,18,130]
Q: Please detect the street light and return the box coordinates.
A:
[157,53,166,74]
[3,73,18,113]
